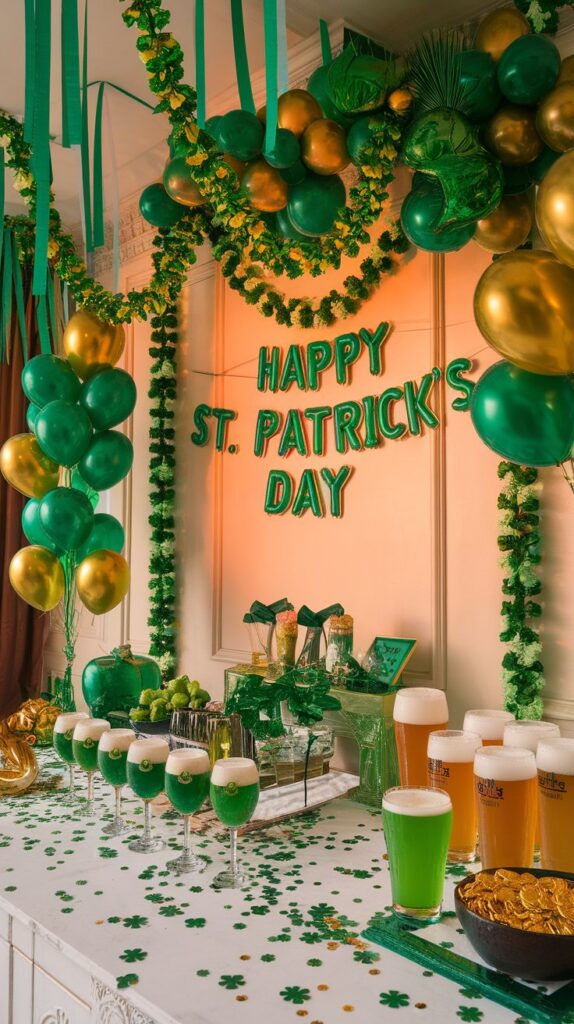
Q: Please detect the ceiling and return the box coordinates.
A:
[0,0,521,229]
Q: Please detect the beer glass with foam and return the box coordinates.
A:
[97,728,135,836]
[72,718,110,816]
[428,730,481,862]
[127,738,169,853]
[463,709,514,745]
[53,711,88,804]
[210,757,260,889]
[393,688,448,787]
[165,748,211,875]
[537,737,574,873]
[382,786,452,922]
[504,719,560,860]
[474,746,537,869]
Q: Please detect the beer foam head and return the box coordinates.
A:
[428,730,481,763]
[537,737,574,775]
[382,786,452,816]
[463,709,514,741]
[98,729,134,753]
[73,718,110,742]
[166,748,210,776]
[474,746,536,781]
[127,738,170,764]
[211,757,259,788]
[504,720,560,752]
[393,687,448,725]
[54,711,88,733]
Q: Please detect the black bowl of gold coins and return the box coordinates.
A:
[455,867,574,981]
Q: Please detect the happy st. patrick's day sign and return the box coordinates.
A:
[190,323,475,518]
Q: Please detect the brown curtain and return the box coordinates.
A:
[0,272,48,717]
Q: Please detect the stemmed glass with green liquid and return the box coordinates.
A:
[210,757,260,890]
[72,718,110,816]
[165,748,210,874]
[97,729,135,836]
[127,738,169,853]
[53,712,88,803]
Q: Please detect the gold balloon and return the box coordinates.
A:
[9,545,65,612]
[557,55,574,87]
[277,89,322,137]
[536,150,574,268]
[0,433,59,499]
[474,192,533,253]
[475,7,530,62]
[301,119,350,175]
[474,250,574,375]
[484,105,543,166]
[0,721,38,796]
[63,309,125,380]
[256,105,267,124]
[164,159,205,207]
[76,549,130,615]
[240,160,289,212]
[223,152,247,181]
[387,88,413,116]
[536,83,574,153]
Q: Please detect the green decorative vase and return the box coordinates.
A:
[81,645,161,720]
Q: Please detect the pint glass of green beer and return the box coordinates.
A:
[382,786,452,922]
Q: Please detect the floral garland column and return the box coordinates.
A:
[148,307,178,680]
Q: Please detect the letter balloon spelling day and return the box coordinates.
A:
[0,310,136,710]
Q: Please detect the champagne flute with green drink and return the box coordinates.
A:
[97,729,135,836]
[127,738,169,853]
[210,757,260,889]
[72,718,110,816]
[382,786,452,922]
[165,748,211,874]
[53,712,88,803]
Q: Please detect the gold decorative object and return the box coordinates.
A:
[557,55,574,86]
[277,89,322,137]
[164,156,206,207]
[0,719,39,795]
[388,88,413,115]
[536,150,574,268]
[301,119,350,175]
[0,433,59,499]
[63,309,125,380]
[7,698,61,746]
[475,7,530,63]
[76,549,130,615]
[9,545,65,612]
[459,868,574,934]
[536,83,574,153]
[240,160,289,212]
[474,193,532,253]
[484,105,543,166]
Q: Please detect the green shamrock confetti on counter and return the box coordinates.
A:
[457,1009,484,1023]
[116,974,139,989]
[123,915,149,929]
[219,974,245,990]
[379,990,410,1008]
[185,917,206,928]
[280,985,311,1005]
[120,949,148,964]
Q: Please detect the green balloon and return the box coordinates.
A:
[287,173,346,236]
[76,513,125,562]
[34,399,93,468]
[139,183,185,228]
[498,34,560,107]
[216,110,263,161]
[401,109,504,228]
[22,354,80,408]
[80,367,137,430]
[26,403,41,432]
[347,114,385,165]
[280,160,307,185]
[264,128,300,169]
[79,431,134,490]
[205,115,222,142]
[470,361,574,467]
[22,498,64,555]
[276,207,315,240]
[71,468,99,509]
[39,487,95,551]
[459,50,502,123]
[529,146,559,185]
[400,177,476,252]
[503,164,532,195]
[307,64,355,129]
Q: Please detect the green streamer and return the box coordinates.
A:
[195,0,206,128]
[24,0,35,144]
[2,230,13,360]
[87,80,154,110]
[319,19,332,65]
[0,150,4,233]
[36,291,51,354]
[81,0,93,252]
[32,0,52,297]
[263,0,278,151]
[277,0,288,95]
[92,81,105,247]
[230,0,255,113]
[61,0,82,147]
[47,270,58,345]
[12,234,28,363]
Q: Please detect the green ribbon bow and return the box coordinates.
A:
[297,603,344,628]
[243,598,293,624]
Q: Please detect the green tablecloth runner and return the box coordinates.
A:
[0,751,541,1023]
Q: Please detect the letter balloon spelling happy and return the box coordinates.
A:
[0,309,136,712]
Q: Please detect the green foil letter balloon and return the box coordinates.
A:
[79,431,134,491]
[470,361,574,467]
[287,173,346,236]
[76,513,125,562]
[34,399,93,467]
[22,354,80,408]
[39,487,95,551]
[82,644,161,719]
[80,368,137,431]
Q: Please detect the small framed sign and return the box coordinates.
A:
[364,636,417,687]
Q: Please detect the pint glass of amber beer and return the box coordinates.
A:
[427,730,481,862]
[537,738,574,873]
[474,747,537,869]
[463,709,514,745]
[393,688,448,787]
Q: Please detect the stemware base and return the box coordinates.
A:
[167,851,206,875]
[128,835,166,853]
[211,868,248,890]
[102,818,130,837]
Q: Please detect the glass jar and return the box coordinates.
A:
[246,621,275,668]
[296,625,326,668]
[325,614,354,674]
[255,734,295,789]
[275,610,298,669]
